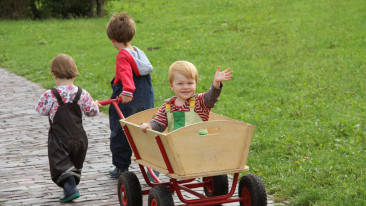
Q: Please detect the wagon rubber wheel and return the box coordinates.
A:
[118,171,142,206]
[203,175,229,197]
[148,185,174,206]
[238,173,267,206]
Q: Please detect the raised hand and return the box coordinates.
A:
[213,66,233,88]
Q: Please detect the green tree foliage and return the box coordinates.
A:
[0,0,106,19]
[0,0,35,19]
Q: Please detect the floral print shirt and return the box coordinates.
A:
[35,85,99,122]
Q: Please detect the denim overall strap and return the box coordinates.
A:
[73,87,82,103]
[50,88,64,105]
[50,87,82,105]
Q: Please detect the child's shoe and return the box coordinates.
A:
[109,167,128,178]
[147,168,160,183]
[60,176,80,203]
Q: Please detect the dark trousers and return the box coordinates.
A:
[48,87,87,187]
[109,76,154,169]
[109,105,132,170]
[48,133,87,187]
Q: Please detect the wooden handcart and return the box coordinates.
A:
[100,98,267,206]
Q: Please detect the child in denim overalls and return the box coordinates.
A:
[99,12,154,178]
[140,61,233,178]
[35,54,99,202]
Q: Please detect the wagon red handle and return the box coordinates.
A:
[98,98,125,119]
[98,97,122,106]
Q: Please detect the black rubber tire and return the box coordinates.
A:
[238,173,267,206]
[118,171,142,206]
[148,185,174,206]
[203,175,229,197]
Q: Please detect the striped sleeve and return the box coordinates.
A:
[195,93,211,121]
[151,103,168,128]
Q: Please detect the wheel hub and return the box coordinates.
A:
[120,185,128,205]
[242,187,251,205]
[151,199,158,206]
[205,177,214,194]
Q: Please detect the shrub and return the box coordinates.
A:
[0,0,34,19]
[0,0,107,19]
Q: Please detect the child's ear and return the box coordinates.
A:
[169,83,174,90]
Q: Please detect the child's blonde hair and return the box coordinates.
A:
[169,61,198,84]
[107,12,136,45]
[51,54,79,79]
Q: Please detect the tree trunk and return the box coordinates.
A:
[90,0,96,17]
[29,0,40,19]
[96,0,105,17]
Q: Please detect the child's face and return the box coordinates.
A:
[170,72,196,101]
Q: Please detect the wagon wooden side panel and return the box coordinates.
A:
[167,120,254,178]
[120,107,254,179]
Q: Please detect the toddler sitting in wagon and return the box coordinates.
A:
[140,60,232,180]
[140,60,233,133]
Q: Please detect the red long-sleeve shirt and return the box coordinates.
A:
[113,49,140,97]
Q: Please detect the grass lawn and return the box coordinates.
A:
[1,0,365,205]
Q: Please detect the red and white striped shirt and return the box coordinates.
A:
[153,93,211,128]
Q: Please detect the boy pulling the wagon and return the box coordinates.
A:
[102,12,155,179]
[140,60,233,133]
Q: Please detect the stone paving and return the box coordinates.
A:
[0,68,286,205]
